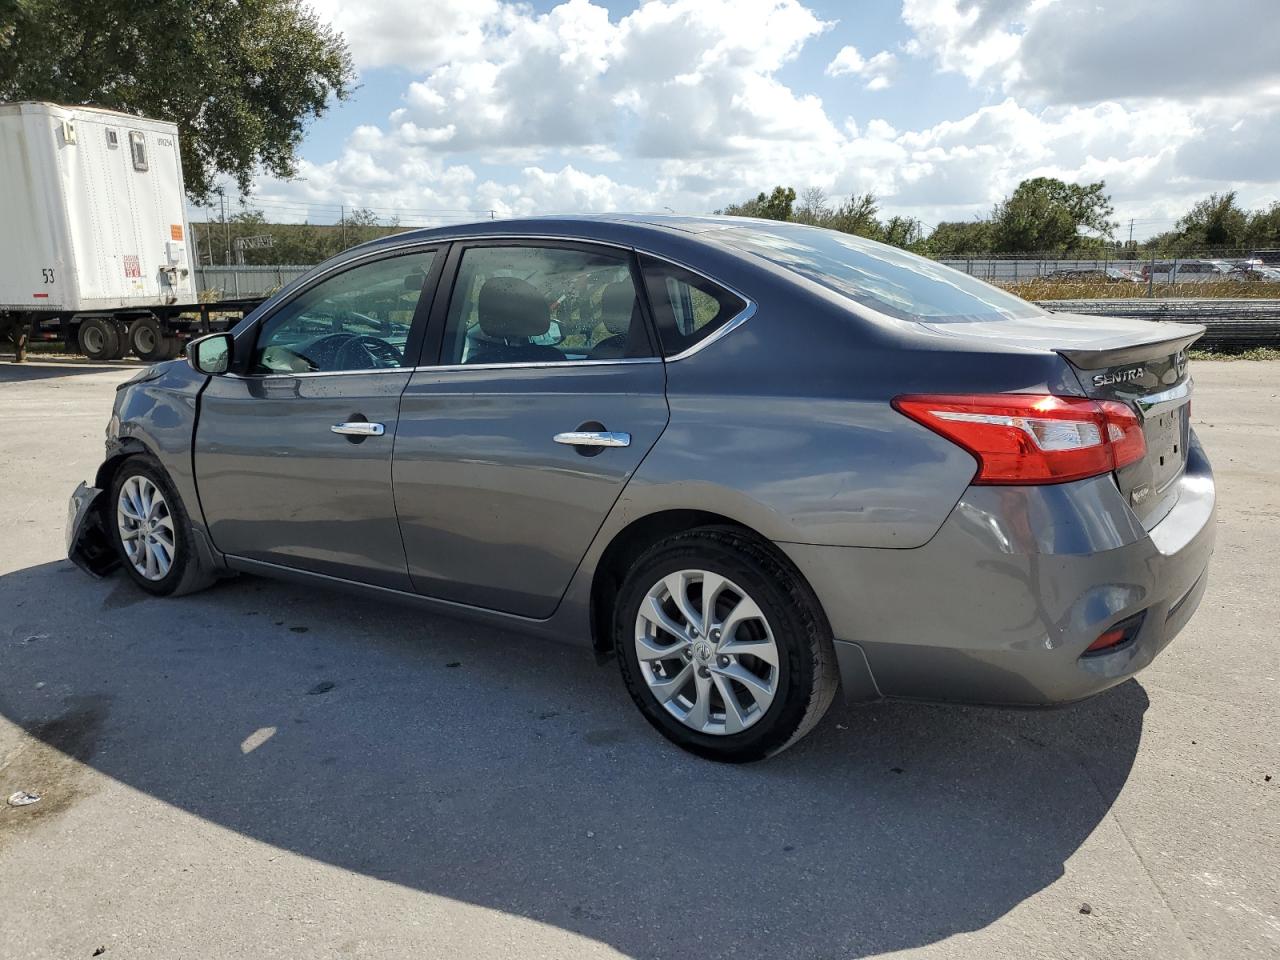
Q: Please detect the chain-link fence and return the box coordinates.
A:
[940,253,1275,284]
[195,264,310,299]
[194,250,1280,302]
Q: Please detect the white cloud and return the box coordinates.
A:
[377,0,834,159]
[305,0,505,72]
[900,0,1026,86]
[245,0,1280,238]
[902,0,1280,105]
[825,46,897,90]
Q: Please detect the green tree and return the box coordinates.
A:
[0,0,354,201]
[827,192,881,238]
[1143,192,1263,255]
[990,177,1115,253]
[1176,192,1249,248]
[792,187,831,226]
[719,186,926,249]
[878,215,919,248]
[1245,202,1280,250]
[719,185,796,221]
[919,220,995,257]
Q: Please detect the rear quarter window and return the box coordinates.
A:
[712,222,1043,324]
[640,254,747,357]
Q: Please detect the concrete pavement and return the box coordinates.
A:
[0,357,1276,959]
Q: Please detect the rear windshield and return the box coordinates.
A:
[712,221,1044,323]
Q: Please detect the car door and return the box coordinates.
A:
[393,240,669,618]
[194,245,444,589]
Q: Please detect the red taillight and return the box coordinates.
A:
[892,393,1146,485]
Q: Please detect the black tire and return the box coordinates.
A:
[615,527,839,762]
[158,334,183,360]
[77,317,121,361]
[107,319,131,359]
[107,455,215,597]
[127,316,169,361]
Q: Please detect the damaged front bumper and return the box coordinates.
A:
[66,481,119,577]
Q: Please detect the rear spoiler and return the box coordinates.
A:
[1056,324,1205,369]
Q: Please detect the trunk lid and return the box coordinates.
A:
[921,312,1204,528]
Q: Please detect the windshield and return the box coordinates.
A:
[711,221,1044,323]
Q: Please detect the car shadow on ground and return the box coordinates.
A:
[0,357,142,382]
[0,560,1147,959]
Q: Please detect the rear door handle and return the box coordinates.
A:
[553,430,631,448]
[331,421,386,437]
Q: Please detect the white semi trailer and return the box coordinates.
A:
[0,102,261,361]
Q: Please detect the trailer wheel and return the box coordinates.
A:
[128,316,170,362]
[108,319,131,360]
[158,334,182,360]
[78,317,121,361]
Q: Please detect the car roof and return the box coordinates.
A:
[353,212,830,254]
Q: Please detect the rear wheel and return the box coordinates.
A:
[615,528,838,762]
[108,456,214,596]
[129,317,181,361]
[77,317,120,361]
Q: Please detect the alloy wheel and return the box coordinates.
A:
[634,569,780,735]
[117,475,176,581]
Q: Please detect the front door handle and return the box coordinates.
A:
[331,421,386,437]
[553,430,630,448]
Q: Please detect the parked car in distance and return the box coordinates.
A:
[1043,267,1141,282]
[67,215,1216,762]
[1229,264,1280,281]
[1140,259,1231,282]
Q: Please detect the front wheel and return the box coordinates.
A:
[108,456,214,596]
[615,528,838,762]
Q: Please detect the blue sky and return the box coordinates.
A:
[234,0,1280,241]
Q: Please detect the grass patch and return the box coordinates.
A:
[1000,280,1280,300]
[1189,347,1280,361]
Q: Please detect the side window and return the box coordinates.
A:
[252,250,435,374]
[640,254,746,357]
[441,245,650,365]
[128,131,147,171]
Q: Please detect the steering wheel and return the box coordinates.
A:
[333,334,403,370]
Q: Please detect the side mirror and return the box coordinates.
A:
[188,333,232,375]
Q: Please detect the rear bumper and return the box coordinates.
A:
[782,432,1216,706]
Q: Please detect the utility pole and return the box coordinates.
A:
[1128,218,1135,246]
[341,204,347,247]
[218,188,230,266]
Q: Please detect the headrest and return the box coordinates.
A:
[478,277,550,339]
[600,282,636,335]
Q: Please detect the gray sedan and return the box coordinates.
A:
[67,215,1215,761]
